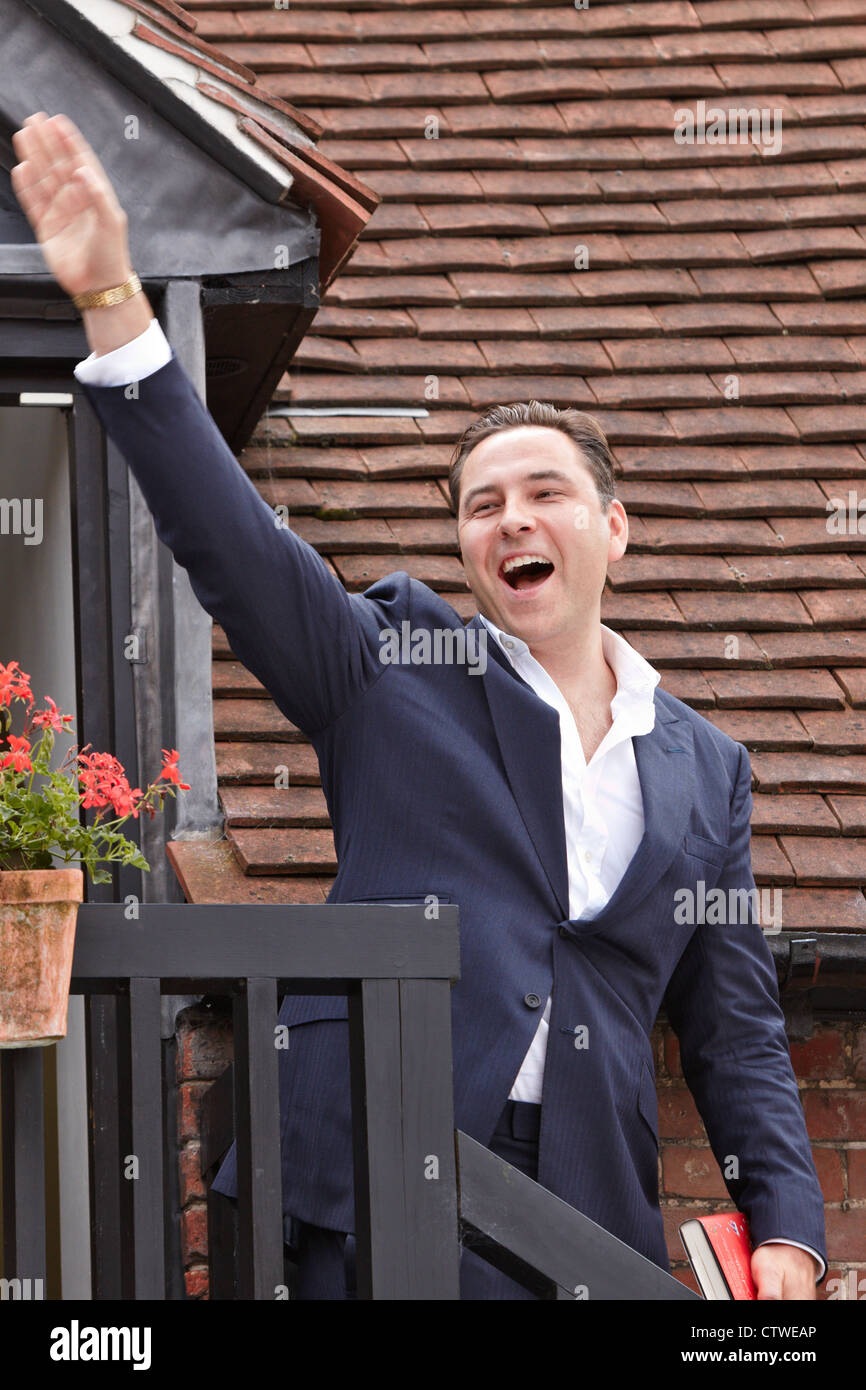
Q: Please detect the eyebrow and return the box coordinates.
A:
[461,469,576,512]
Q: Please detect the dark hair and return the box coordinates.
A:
[448,400,617,516]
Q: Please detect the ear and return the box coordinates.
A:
[606,500,629,564]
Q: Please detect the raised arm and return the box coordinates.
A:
[11,112,388,736]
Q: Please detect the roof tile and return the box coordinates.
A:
[477,340,613,373]
[787,403,866,438]
[723,553,864,584]
[752,752,866,792]
[834,667,866,704]
[616,445,747,478]
[215,742,320,784]
[228,828,338,875]
[287,374,470,406]
[751,835,795,883]
[827,796,866,834]
[800,589,866,623]
[780,834,866,884]
[693,478,830,513]
[220,785,331,826]
[601,63,725,95]
[665,406,800,443]
[716,60,840,91]
[799,709,866,750]
[652,28,775,59]
[483,69,609,103]
[769,24,866,59]
[706,708,813,746]
[758,633,866,664]
[751,794,839,833]
[651,303,781,333]
[694,0,813,23]
[672,589,813,626]
[720,335,860,368]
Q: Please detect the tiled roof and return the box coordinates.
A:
[168,0,866,935]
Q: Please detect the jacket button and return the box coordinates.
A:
[558,926,569,939]
[524,993,541,1009]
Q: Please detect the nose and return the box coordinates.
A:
[498,494,536,535]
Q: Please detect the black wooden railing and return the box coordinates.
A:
[0,903,698,1301]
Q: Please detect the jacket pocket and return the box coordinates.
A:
[637,1058,659,1149]
[683,830,728,868]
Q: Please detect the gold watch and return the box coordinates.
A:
[72,271,142,311]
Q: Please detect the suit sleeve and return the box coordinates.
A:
[662,742,827,1275]
[76,350,387,737]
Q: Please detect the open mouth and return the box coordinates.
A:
[498,556,555,593]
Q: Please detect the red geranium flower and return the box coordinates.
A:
[0,734,33,773]
[159,748,190,790]
[77,749,144,818]
[31,696,74,731]
[0,661,33,708]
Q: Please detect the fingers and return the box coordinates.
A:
[11,115,67,229]
[11,113,56,189]
[43,113,127,220]
[11,112,125,223]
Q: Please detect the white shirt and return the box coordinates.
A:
[73,321,826,1281]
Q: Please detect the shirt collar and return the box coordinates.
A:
[478,612,660,717]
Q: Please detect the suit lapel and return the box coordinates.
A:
[580,701,695,932]
[471,614,570,919]
[469,614,696,931]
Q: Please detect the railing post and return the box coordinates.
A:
[232,978,284,1300]
[348,978,406,1298]
[127,978,165,1298]
[84,995,127,1299]
[397,978,460,1299]
[0,1048,46,1290]
[349,976,460,1299]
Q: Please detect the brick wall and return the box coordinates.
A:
[656,1016,866,1300]
[175,1000,234,1300]
[175,1007,866,1300]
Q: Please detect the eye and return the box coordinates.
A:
[536,490,561,499]
[473,500,496,514]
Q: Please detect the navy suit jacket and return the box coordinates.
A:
[80,353,827,1275]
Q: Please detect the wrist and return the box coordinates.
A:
[80,271,154,357]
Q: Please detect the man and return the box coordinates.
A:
[12,112,827,1300]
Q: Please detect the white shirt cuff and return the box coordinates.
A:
[756,1238,826,1283]
[73,317,173,387]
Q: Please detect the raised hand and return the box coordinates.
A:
[10,111,133,299]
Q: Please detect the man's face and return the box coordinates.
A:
[455,426,628,647]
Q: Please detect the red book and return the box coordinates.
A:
[679,1212,757,1300]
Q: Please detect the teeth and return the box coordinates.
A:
[503,554,551,573]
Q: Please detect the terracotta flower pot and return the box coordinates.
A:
[0,868,84,1047]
